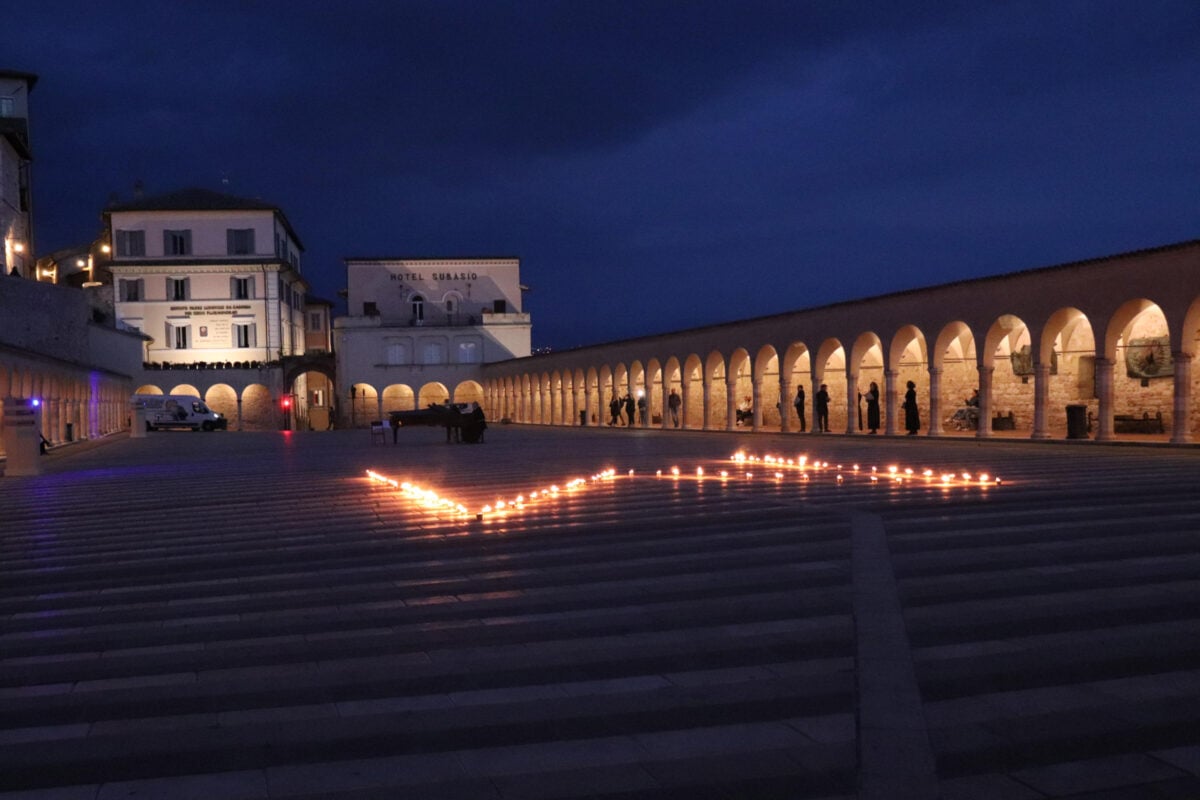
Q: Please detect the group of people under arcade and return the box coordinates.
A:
[608,392,649,426]
[791,381,921,435]
[598,381,996,436]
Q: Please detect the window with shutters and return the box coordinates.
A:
[232,277,252,300]
[234,323,255,348]
[119,278,143,301]
[227,228,255,255]
[169,278,188,301]
[115,229,146,257]
[163,230,192,256]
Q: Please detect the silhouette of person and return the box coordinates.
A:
[815,384,830,432]
[793,385,806,432]
[904,380,920,435]
[865,381,880,434]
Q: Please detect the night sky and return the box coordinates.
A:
[9,1,1199,350]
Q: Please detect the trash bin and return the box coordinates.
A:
[1065,404,1089,439]
[579,409,587,426]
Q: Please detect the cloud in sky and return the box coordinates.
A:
[10,0,1200,348]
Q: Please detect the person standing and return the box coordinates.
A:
[623,393,635,426]
[903,380,920,435]
[609,394,620,426]
[667,389,681,427]
[865,381,881,434]
[793,385,806,432]
[815,384,830,433]
[637,393,647,424]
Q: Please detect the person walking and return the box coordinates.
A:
[793,385,806,432]
[815,384,830,433]
[865,381,880,434]
[623,393,635,426]
[903,380,920,435]
[667,389,681,427]
[609,394,620,426]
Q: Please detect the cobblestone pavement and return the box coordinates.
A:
[3,426,1200,799]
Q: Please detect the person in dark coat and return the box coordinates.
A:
[815,384,830,432]
[793,385,806,432]
[865,381,881,434]
[903,380,920,435]
[609,394,621,426]
[623,393,635,426]
[461,403,487,443]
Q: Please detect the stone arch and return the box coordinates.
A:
[1104,299,1170,437]
[704,350,728,430]
[889,325,929,435]
[932,321,977,435]
[241,383,277,430]
[984,314,1033,434]
[135,383,166,395]
[682,353,703,429]
[383,383,417,414]
[418,381,449,410]
[754,345,780,430]
[850,331,884,434]
[1039,306,1097,437]
[728,348,752,430]
[814,338,846,433]
[204,383,239,430]
[586,366,601,425]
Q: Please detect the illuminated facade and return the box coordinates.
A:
[334,257,531,425]
[0,69,35,279]
[105,188,308,367]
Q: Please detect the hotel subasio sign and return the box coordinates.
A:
[388,271,479,282]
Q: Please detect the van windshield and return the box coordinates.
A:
[193,402,209,413]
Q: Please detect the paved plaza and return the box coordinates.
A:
[3,426,1200,799]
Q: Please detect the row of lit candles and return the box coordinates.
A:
[367,451,999,521]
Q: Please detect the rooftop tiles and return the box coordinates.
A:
[2,426,1200,798]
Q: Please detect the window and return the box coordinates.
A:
[115,229,146,257]
[363,301,378,316]
[163,229,192,255]
[386,342,408,365]
[422,342,444,365]
[168,278,189,301]
[234,322,255,348]
[231,277,252,300]
[172,325,189,349]
[412,295,425,324]
[457,341,479,363]
[227,228,255,255]
[309,312,323,331]
[119,278,143,301]
[0,97,13,117]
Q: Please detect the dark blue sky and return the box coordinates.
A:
[9,1,1199,350]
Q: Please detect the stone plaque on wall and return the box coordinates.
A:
[1125,336,1172,379]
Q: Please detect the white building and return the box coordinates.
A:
[105,187,309,367]
[334,257,531,425]
[0,69,35,279]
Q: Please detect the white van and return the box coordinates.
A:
[132,394,227,432]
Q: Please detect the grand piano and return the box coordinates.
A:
[389,403,487,443]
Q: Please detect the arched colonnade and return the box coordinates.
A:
[481,242,1200,443]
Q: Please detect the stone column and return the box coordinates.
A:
[751,378,763,432]
[1031,363,1051,439]
[236,396,244,431]
[725,379,737,431]
[682,379,693,430]
[927,367,943,436]
[1095,357,1116,442]
[779,374,792,433]
[1172,351,1193,444]
[976,365,994,439]
[884,370,898,436]
[845,373,858,435]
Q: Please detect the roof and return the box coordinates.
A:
[104,187,305,250]
[0,69,38,90]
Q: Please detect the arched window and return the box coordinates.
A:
[411,295,425,324]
